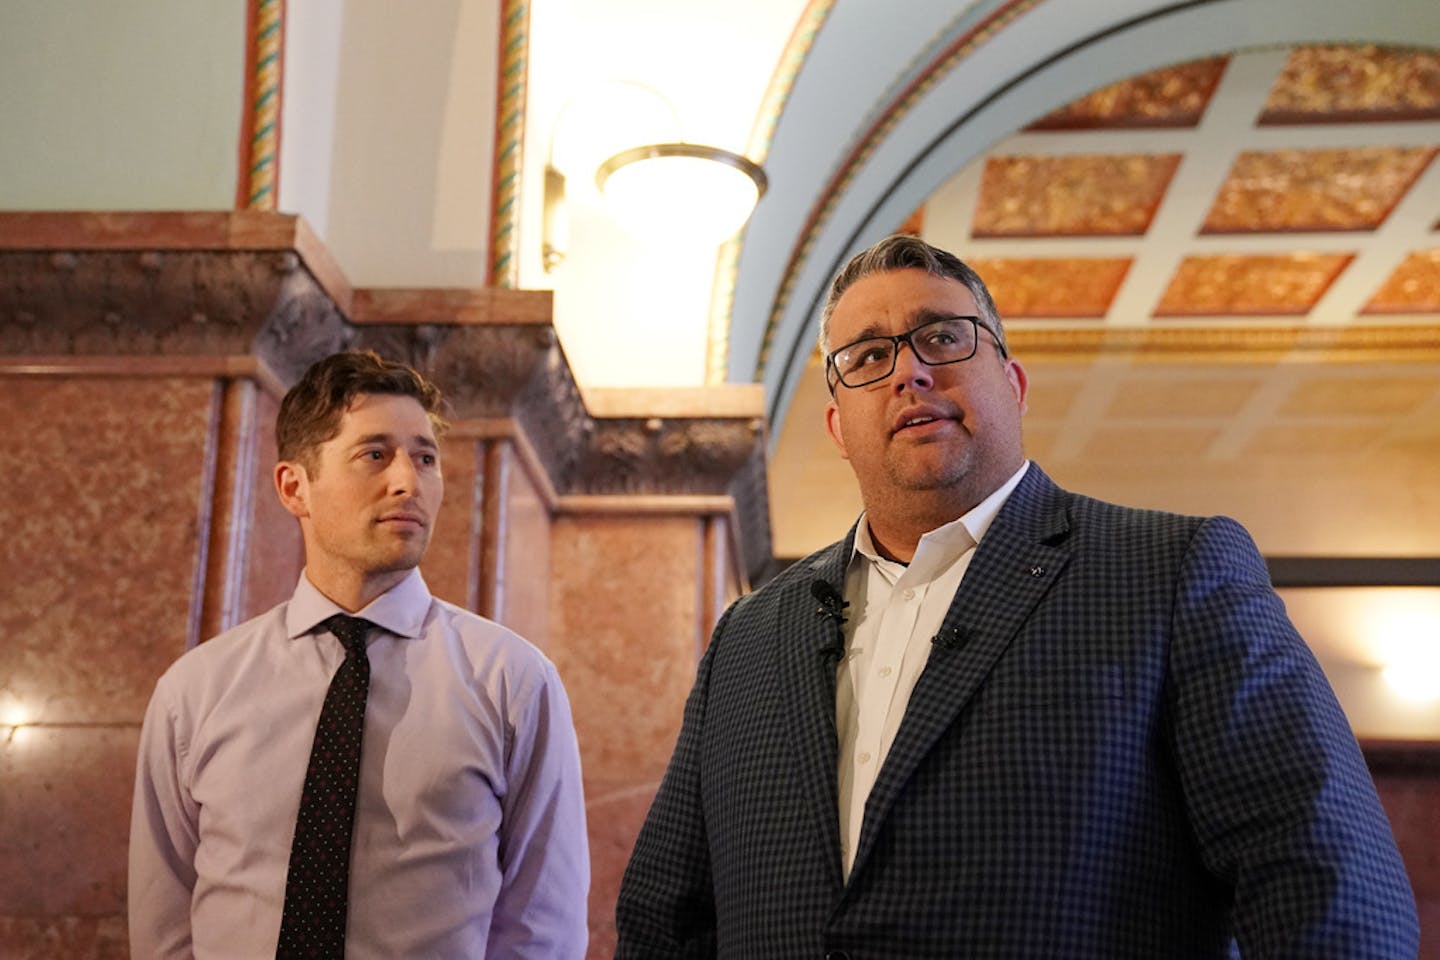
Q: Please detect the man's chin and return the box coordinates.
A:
[369,544,429,574]
[888,453,970,492]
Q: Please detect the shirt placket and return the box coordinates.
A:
[852,569,926,795]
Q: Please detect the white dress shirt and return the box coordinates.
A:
[129,568,590,958]
[836,461,1029,875]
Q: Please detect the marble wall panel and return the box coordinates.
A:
[1373,771,1440,958]
[0,727,137,917]
[242,387,304,621]
[0,917,128,960]
[419,435,479,611]
[0,376,213,722]
[547,514,705,955]
[498,451,551,647]
[548,514,703,783]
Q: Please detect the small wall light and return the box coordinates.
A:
[542,81,767,271]
[596,142,768,246]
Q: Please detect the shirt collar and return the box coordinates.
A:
[285,567,433,640]
[851,460,1031,570]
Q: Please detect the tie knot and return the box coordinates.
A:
[322,614,372,658]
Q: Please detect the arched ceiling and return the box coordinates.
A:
[738,1,1440,734]
[730,0,1440,431]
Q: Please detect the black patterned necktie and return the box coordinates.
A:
[276,614,373,959]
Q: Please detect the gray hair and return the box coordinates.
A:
[819,234,1008,358]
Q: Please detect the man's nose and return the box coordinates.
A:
[891,341,933,391]
[387,451,419,492]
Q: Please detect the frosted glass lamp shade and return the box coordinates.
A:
[596,143,767,245]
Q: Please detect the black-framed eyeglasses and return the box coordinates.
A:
[825,315,1000,391]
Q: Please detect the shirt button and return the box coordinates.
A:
[878,665,893,678]
[858,751,872,764]
[902,588,916,600]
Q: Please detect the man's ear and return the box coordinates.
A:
[274,460,311,519]
[824,400,850,460]
[1005,357,1029,415]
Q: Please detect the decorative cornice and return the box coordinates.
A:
[708,0,838,383]
[756,0,1043,380]
[0,212,773,581]
[1007,322,1440,363]
[0,246,352,385]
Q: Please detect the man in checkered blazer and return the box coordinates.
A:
[615,235,1418,957]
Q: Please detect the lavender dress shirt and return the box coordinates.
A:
[129,569,589,958]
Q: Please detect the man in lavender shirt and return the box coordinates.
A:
[129,350,589,958]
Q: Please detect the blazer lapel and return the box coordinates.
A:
[848,466,1073,879]
[774,531,856,890]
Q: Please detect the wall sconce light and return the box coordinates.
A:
[596,142,767,247]
[542,82,767,272]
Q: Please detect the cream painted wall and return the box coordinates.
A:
[319,0,498,288]
[525,0,810,387]
[0,0,245,209]
[278,0,345,238]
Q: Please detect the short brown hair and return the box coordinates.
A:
[276,350,448,470]
[820,234,1008,358]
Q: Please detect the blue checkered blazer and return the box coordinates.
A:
[616,465,1418,958]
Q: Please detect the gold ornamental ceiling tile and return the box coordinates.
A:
[973,154,1181,237]
[1261,44,1440,123]
[1155,253,1353,316]
[968,257,1132,318]
[1203,147,1438,233]
[1364,249,1440,314]
[1027,57,1228,130]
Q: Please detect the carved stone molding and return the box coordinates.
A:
[0,250,353,376]
[0,212,774,581]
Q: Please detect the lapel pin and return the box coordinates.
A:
[1030,565,1045,578]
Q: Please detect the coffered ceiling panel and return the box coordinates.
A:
[1365,249,1440,313]
[965,256,1131,318]
[1202,147,1438,233]
[1155,253,1354,316]
[771,39,1440,569]
[1026,57,1229,130]
[1260,44,1440,124]
[973,154,1181,237]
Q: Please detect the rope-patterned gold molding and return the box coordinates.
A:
[705,0,838,384]
[243,0,284,211]
[488,0,530,288]
[755,0,1042,381]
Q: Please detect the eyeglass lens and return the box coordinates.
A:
[831,316,979,387]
